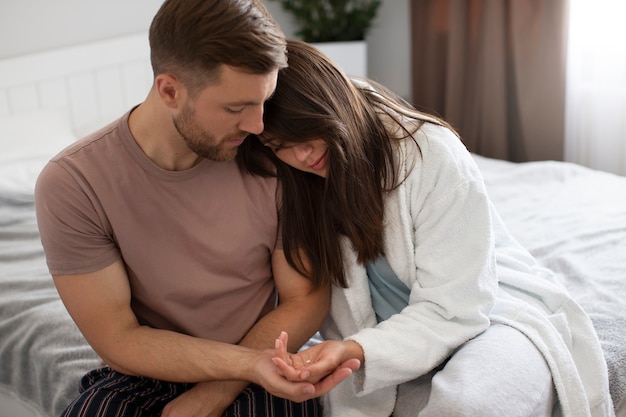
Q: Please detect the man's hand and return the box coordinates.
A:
[272,331,362,386]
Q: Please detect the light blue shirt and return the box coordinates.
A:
[366,256,410,322]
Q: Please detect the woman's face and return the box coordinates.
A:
[262,138,329,178]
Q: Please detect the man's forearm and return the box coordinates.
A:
[102,325,259,383]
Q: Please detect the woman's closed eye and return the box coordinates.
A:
[263,140,292,153]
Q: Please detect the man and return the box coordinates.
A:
[35,1,357,416]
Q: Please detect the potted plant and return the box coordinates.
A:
[269,0,381,76]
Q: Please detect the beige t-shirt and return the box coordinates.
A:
[35,111,280,344]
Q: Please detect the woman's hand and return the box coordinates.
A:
[251,344,358,403]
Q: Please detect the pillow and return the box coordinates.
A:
[0,108,77,198]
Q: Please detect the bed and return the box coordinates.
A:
[0,33,625,417]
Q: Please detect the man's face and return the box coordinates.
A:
[173,65,278,162]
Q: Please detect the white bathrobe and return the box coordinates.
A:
[320,121,614,417]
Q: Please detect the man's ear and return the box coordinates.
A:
[155,73,184,109]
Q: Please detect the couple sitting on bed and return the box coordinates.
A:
[34,0,613,416]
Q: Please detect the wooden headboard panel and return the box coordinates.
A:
[0,32,152,136]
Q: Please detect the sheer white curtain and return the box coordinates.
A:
[565,0,626,175]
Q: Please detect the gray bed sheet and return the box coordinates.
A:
[1,155,625,416]
[0,195,100,416]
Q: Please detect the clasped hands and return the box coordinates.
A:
[162,332,362,417]
[265,331,361,402]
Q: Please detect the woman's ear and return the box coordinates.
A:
[155,73,184,109]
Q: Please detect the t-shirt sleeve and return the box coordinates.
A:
[34,160,121,275]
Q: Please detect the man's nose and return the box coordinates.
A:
[240,106,264,135]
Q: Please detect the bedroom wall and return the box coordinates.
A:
[0,0,412,100]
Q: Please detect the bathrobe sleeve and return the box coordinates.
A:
[336,122,499,395]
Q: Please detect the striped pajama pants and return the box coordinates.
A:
[60,367,321,417]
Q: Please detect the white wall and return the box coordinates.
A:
[0,0,163,57]
[0,0,412,99]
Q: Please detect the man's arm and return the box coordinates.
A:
[53,259,261,383]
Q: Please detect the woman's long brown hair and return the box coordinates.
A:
[239,39,454,289]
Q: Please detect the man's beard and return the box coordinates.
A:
[173,104,242,162]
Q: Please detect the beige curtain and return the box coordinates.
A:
[410,0,569,162]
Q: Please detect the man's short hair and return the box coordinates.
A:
[149,0,287,92]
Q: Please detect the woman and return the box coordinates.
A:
[240,40,613,417]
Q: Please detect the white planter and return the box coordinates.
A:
[312,40,367,77]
